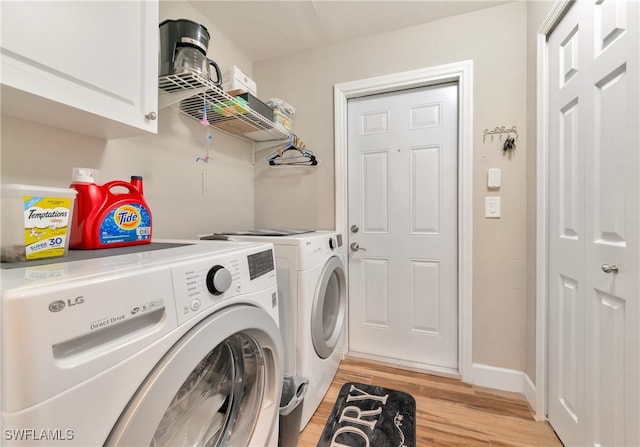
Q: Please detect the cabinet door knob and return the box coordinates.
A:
[145,112,157,121]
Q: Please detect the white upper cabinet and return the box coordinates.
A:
[0,1,159,139]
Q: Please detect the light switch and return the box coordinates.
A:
[485,197,501,218]
[488,168,501,189]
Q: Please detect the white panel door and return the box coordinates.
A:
[547,1,639,446]
[347,83,458,371]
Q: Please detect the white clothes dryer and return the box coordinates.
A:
[204,231,347,430]
[1,240,283,447]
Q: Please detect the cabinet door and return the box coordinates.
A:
[0,1,158,138]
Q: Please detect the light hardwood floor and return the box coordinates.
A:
[298,358,563,447]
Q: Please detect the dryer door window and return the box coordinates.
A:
[311,256,347,359]
[106,305,283,447]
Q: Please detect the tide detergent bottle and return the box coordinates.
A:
[69,168,152,249]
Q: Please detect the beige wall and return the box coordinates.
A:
[1,0,255,239]
[253,2,532,371]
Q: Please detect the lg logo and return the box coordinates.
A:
[49,296,85,312]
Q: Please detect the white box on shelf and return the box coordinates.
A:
[221,65,257,97]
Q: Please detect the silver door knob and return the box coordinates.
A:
[350,242,366,252]
[601,264,619,274]
[145,112,157,120]
[350,224,359,233]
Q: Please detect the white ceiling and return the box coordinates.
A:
[190,1,512,62]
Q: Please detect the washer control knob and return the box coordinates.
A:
[206,266,232,295]
[329,237,336,250]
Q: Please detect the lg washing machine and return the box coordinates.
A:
[1,240,283,446]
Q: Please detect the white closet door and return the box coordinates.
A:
[547,1,639,446]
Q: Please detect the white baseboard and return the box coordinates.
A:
[472,362,524,392]
[471,363,538,413]
[523,372,537,414]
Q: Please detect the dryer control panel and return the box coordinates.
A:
[329,234,343,250]
[247,249,275,280]
[297,233,344,270]
[170,245,277,325]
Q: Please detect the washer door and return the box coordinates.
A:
[311,256,347,359]
[106,305,283,447]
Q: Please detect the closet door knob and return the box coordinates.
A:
[601,264,619,274]
[145,112,157,120]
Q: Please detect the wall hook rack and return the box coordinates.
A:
[483,126,519,143]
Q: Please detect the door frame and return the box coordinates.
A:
[333,60,474,382]
[535,0,572,422]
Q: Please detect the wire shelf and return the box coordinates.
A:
[158,72,290,142]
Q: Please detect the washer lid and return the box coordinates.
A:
[220,229,315,236]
